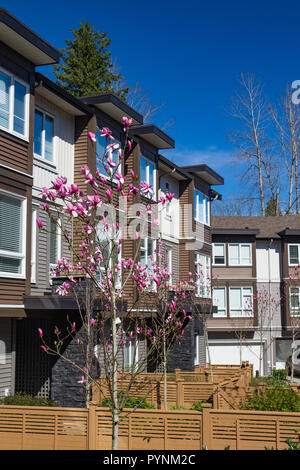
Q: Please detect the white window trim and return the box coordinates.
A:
[228,243,252,266]
[96,134,121,181]
[34,106,56,164]
[0,188,27,279]
[212,286,227,317]
[31,208,37,284]
[96,224,122,289]
[140,155,156,200]
[290,286,300,316]
[124,339,139,372]
[194,334,200,365]
[49,215,61,281]
[194,189,210,226]
[229,286,254,318]
[195,252,211,298]
[288,244,300,267]
[140,237,157,290]
[0,66,30,141]
[212,243,226,266]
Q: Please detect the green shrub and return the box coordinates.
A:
[0,393,58,407]
[170,405,187,410]
[250,369,289,388]
[99,392,154,409]
[191,401,209,412]
[241,387,300,412]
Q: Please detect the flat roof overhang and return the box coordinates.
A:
[158,154,191,181]
[80,94,143,125]
[129,124,175,150]
[212,228,260,235]
[180,164,224,186]
[0,9,60,65]
[35,73,93,116]
[278,229,300,236]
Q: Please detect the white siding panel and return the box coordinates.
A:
[0,318,14,397]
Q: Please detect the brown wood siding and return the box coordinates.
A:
[0,130,29,174]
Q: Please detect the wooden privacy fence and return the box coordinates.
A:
[212,375,300,410]
[202,405,300,450]
[92,362,253,409]
[1,404,300,450]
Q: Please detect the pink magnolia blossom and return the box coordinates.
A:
[122,116,132,131]
[38,328,43,338]
[87,131,96,142]
[100,127,112,138]
[36,218,43,228]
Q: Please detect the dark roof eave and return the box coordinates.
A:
[35,73,94,116]
[180,164,224,186]
[0,8,60,65]
[129,124,175,149]
[158,154,192,180]
[79,93,143,125]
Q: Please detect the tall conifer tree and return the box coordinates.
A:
[53,21,128,99]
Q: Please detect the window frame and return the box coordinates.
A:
[95,224,122,289]
[0,188,27,279]
[140,155,156,200]
[290,286,300,316]
[212,243,226,266]
[228,243,252,266]
[194,189,210,226]
[49,215,61,279]
[124,338,139,372]
[31,207,37,284]
[288,244,300,267]
[0,66,30,141]
[194,334,200,365]
[212,286,227,317]
[34,106,56,164]
[96,132,121,181]
[195,252,211,298]
[229,286,254,318]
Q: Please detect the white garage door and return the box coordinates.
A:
[208,342,262,375]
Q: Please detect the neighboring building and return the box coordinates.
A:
[210,215,300,376]
[0,9,224,405]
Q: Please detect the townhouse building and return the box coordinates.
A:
[0,9,224,406]
[210,215,300,376]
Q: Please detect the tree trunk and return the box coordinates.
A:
[163,337,167,410]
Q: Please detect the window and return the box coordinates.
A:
[140,156,155,198]
[194,335,199,365]
[31,208,37,283]
[228,244,252,265]
[164,245,173,285]
[0,68,29,138]
[124,339,138,372]
[229,287,253,317]
[96,132,121,179]
[195,253,211,298]
[0,191,26,277]
[290,287,300,316]
[96,225,121,288]
[34,109,54,162]
[140,237,156,289]
[213,287,227,317]
[194,190,210,225]
[212,243,226,265]
[49,217,61,272]
[289,245,300,266]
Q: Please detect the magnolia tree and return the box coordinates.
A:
[36,117,195,450]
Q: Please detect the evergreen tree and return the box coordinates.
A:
[52,21,128,100]
[265,198,282,216]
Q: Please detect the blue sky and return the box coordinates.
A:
[4,0,300,202]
